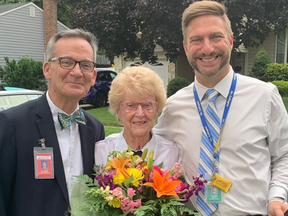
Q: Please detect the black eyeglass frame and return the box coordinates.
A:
[48,57,96,73]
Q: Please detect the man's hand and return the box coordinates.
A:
[268,201,288,216]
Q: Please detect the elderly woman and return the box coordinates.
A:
[94,66,181,169]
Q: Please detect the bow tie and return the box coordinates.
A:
[58,110,86,130]
[132,150,143,157]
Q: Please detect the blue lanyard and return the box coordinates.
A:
[194,73,237,149]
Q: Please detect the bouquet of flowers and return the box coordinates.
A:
[71,148,205,216]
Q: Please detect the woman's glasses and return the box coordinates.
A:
[121,101,158,113]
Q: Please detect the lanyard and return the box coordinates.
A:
[194,73,237,155]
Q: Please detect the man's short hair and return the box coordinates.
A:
[46,28,98,62]
[182,1,233,44]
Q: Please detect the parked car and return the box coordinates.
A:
[0,89,43,111]
[80,68,117,107]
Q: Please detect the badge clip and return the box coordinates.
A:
[38,138,46,149]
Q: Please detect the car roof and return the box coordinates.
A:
[95,68,116,72]
[0,90,44,96]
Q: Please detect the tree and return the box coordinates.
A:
[249,47,272,80]
[56,0,288,62]
[0,57,47,90]
[223,0,288,49]
[167,76,190,98]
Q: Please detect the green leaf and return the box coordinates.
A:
[124,174,134,188]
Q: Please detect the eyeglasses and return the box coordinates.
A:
[122,101,158,113]
[48,57,95,73]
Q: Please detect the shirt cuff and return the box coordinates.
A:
[269,185,287,201]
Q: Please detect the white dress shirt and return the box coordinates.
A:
[154,66,288,215]
[46,92,83,200]
[94,130,181,170]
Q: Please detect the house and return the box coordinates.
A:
[113,45,175,91]
[0,2,68,70]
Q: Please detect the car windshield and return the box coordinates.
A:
[0,93,42,111]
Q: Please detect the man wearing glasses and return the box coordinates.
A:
[0,29,105,216]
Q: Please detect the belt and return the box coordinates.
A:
[249,215,267,216]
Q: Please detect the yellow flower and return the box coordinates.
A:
[113,172,126,185]
[108,198,121,208]
[127,168,143,187]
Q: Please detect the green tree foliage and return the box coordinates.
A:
[0,0,26,4]
[250,47,272,80]
[0,57,47,90]
[263,63,288,82]
[224,0,288,49]
[64,0,288,63]
[271,81,288,97]
[167,77,190,98]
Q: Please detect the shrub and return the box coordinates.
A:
[271,80,288,97]
[0,56,47,91]
[250,47,272,80]
[263,63,288,82]
[167,76,190,98]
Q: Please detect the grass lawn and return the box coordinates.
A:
[88,97,288,136]
[87,107,123,136]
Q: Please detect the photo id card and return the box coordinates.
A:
[206,184,223,203]
[34,147,54,179]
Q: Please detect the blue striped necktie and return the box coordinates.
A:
[197,89,220,216]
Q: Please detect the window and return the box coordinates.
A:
[29,6,35,17]
[276,30,288,64]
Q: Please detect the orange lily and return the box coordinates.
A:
[143,169,181,198]
[106,157,131,176]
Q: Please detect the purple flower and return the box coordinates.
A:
[95,170,117,190]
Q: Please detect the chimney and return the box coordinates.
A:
[43,0,58,48]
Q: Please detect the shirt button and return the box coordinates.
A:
[64,210,70,216]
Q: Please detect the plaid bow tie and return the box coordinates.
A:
[58,110,86,130]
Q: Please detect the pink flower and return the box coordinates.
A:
[121,197,129,206]
[135,157,143,165]
[172,172,181,179]
[121,200,134,212]
[127,188,136,199]
[112,187,123,199]
[153,166,164,176]
[174,181,187,193]
[134,199,142,208]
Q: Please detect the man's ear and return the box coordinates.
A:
[230,34,234,51]
[91,69,97,86]
[183,42,189,57]
[43,61,51,80]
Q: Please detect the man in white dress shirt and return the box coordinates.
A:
[154,1,288,216]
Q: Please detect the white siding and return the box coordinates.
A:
[0,4,45,67]
[247,32,276,74]
[0,3,69,67]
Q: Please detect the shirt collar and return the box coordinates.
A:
[194,66,234,100]
[115,130,157,158]
[46,91,79,127]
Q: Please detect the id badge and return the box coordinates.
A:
[205,184,223,203]
[34,147,54,179]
